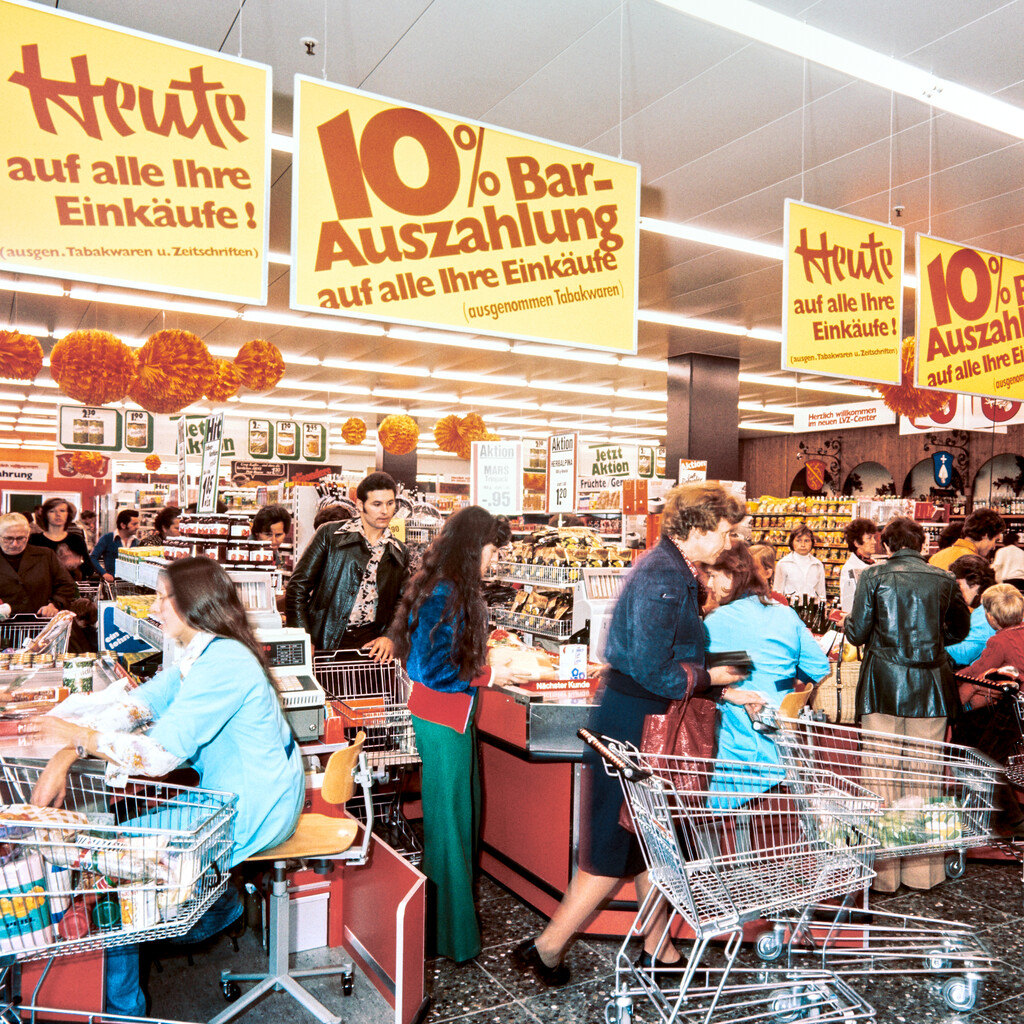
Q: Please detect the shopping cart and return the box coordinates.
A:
[754,708,1001,1010]
[313,650,421,865]
[0,614,73,656]
[581,730,879,1024]
[0,757,236,1023]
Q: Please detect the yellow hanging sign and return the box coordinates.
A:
[0,0,271,303]
[916,234,1024,401]
[291,78,639,353]
[783,200,903,384]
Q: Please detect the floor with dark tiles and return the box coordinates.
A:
[129,852,1024,1024]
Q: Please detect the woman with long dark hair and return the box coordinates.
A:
[29,556,304,1016]
[390,506,520,963]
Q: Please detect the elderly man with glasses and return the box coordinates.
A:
[0,512,78,618]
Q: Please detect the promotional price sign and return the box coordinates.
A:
[916,235,1024,401]
[176,417,189,508]
[546,432,577,514]
[196,413,224,513]
[678,459,708,484]
[292,78,639,353]
[0,0,271,303]
[783,200,903,384]
[470,440,523,516]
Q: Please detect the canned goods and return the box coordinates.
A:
[63,656,94,694]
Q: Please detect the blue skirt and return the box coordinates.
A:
[578,686,668,878]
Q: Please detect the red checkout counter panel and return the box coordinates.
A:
[475,681,640,936]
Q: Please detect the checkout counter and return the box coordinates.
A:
[476,678,642,935]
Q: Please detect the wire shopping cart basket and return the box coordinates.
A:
[581,730,880,1024]
[0,757,236,1023]
[0,614,73,657]
[751,708,1001,1011]
[759,709,1002,877]
[313,650,421,865]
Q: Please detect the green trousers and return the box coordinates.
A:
[411,715,482,962]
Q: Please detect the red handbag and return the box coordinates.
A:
[618,694,719,833]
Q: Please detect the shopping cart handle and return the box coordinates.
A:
[577,729,651,780]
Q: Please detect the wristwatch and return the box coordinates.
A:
[75,736,88,759]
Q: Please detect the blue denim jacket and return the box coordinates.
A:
[602,536,708,701]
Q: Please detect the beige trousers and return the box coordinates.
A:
[861,713,947,892]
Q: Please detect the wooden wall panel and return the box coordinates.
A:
[739,423,1024,498]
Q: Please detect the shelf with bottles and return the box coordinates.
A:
[746,497,856,534]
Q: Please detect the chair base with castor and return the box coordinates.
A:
[209,732,372,1024]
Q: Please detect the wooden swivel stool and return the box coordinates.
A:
[210,731,373,1024]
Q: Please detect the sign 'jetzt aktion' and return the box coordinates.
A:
[291,78,639,353]
[0,0,271,303]
[783,200,903,385]
[916,235,1024,402]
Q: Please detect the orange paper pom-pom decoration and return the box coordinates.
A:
[877,337,948,419]
[204,359,242,402]
[51,330,136,405]
[0,331,43,381]
[377,414,419,455]
[433,414,462,453]
[134,329,216,411]
[234,339,285,391]
[435,413,492,457]
[70,452,106,477]
[129,375,195,415]
[144,455,161,472]
[341,417,367,445]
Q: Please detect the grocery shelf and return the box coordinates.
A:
[112,606,163,649]
[494,561,582,587]
[492,608,575,640]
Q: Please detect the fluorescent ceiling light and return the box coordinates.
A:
[373,388,461,403]
[0,278,63,297]
[640,216,783,260]
[639,309,749,337]
[0,391,27,401]
[739,421,796,433]
[748,327,784,343]
[738,400,799,416]
[13,423,52,432]
[278,353,322,366]
[20,406,55,416]
[432,370,530,387]
[322,359,430,377]
[231,396,327,409]
[738,372,875,398]
[529,380,617,397]
[616,389,669,403]
[510,343,619,366]
[659,0,1024,140]
[240,309,385,336]
[458,396,540,411]
[271,133,293,153]
[620,356,667,372]
[269,251,290,264]
[387,327,511,352]
[67,287,239,319]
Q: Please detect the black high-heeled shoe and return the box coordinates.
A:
[511,939,570,987]
[635,948,682,987]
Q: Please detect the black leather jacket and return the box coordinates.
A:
[845,548,970,718]
[285,523,408,649]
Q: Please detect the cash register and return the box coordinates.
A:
[254,627,326,741]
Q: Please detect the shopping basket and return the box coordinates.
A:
[581,730,879,1024]
[313,650,421,864]
[0,757,237,963]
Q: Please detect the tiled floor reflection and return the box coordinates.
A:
[140,855,1024,1023]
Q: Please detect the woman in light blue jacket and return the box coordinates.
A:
[705,541,831,767]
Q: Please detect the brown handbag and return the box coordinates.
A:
[618,693,719,833]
